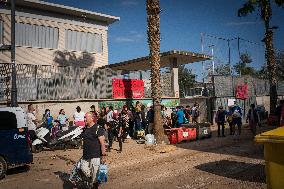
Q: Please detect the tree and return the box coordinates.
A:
[146,0,168,144]
[215,63,231,75]
[238,0,284,114]
[233,53,256,76]
[178,65,195,97]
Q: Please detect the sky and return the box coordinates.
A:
[46,0,284,80]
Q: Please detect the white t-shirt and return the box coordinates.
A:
[26,112,36,131]
[106,110,114,122]
[74,111,85,122]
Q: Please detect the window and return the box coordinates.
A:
[15,23,59,49]
[0,20,3,44]
[65,29,102,53]
[0,111,17,130]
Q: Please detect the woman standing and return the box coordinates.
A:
[246,104,259,136]
[73,106,85,127]
[134,102,142,132]
[57,109,69,130]
[99,107,107,121]
[121,105,130,141]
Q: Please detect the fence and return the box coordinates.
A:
[0,63,173,102]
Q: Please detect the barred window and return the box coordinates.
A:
[65,29,102,53]
[15,23,59,49]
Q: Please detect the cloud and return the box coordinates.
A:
[114,31,144,43]
[115,37,135,42]
[121,0,138,6]
[226,21,260,26]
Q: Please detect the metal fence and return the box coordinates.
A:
[0,63,173,102]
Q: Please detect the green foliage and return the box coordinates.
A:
[178,65,195,97]
[215,64,231,75]
[238,1,257,17]
[234,53,256,76]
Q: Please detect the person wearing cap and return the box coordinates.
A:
[73,106,85,127]
[215,106,227,137]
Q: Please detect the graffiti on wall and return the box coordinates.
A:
[112,78,144,99]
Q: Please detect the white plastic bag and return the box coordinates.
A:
[80,159,91,177]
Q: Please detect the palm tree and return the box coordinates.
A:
[146,0,168,143]
[238,0,284,114]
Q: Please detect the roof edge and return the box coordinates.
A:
[13,0,120,24]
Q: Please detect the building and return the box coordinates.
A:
[0,0,211,118]
[0,0,119,68]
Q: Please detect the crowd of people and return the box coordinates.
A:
[25,100,284,189]
[25,100,284,152]
[25,102,204,152]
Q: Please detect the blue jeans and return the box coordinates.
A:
[135,121,142,131]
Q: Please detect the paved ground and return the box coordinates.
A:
[0,125,271,189]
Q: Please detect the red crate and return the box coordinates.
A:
[166,127,197,144]
[182,127,197,141]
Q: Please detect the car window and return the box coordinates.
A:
[0,111,17,130]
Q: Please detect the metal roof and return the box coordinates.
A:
[101,50,211,71]
[13,0,120,24]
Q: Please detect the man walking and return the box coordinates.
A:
[82,112,106,189]
[215,106,227,137]
[191,103,200,123]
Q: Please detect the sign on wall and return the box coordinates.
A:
[236,84,248,100]
[112,78,144,99]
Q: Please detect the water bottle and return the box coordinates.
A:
[97,164,108,184]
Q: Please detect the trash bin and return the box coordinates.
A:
[182,123,212,139]
[165,127,197,144]
[255,127,284,189]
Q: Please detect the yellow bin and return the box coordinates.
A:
[255,127,284,189]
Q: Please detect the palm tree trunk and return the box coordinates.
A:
[261,1,278,114]
[146,0,168,144]
[265,29,278,114]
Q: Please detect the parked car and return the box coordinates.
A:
[0,107,33,179]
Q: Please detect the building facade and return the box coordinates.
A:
[0,0,119,68]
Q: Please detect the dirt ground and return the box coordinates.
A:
[0,125,271,189]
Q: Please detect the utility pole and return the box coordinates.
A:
[201,33,205,83]
[11,0,17,106]
[227,39,232,75]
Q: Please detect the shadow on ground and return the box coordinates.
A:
[173,126,273,160]
[54,171,74,189]
[195,160,266,183]
[7,165,30,176]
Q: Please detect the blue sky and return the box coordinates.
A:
[46,0,284,79]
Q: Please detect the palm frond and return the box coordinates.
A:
[275,0,284,7]
[238,1,256,17]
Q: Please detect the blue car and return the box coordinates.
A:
[0,107,33,179]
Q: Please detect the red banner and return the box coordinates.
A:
[112,79,144,99]
[236,84,248,99]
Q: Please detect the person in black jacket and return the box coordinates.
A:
[246,104,259,136]
[215,106,227,137]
